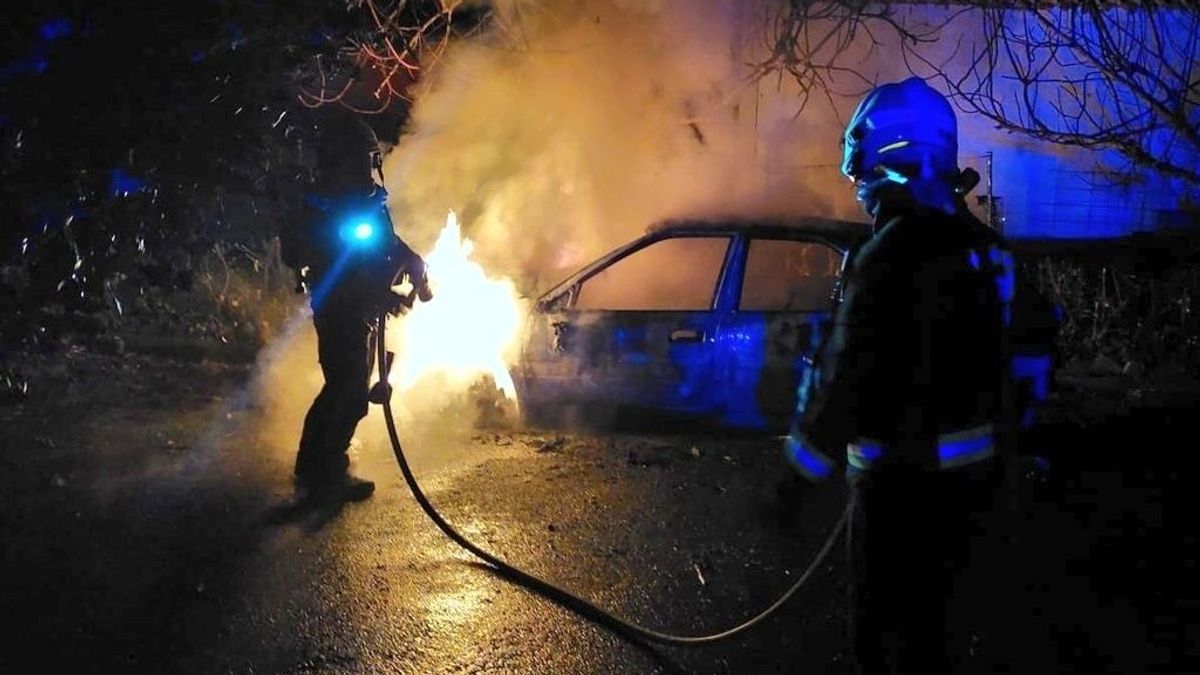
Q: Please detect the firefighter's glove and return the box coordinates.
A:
[386,289,416,317]
[404,265,433,304]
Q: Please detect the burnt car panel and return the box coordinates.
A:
[522,234,734,423]
[715,235,846,428]
[518,217,868,431]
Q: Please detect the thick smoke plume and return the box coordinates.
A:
[382,0,863,292]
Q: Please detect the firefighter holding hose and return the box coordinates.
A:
[281,108,431,502]
[783,77,1055,673]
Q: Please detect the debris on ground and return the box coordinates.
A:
[626,448,673,467]
[468,375,519,429]
[536,435,567,453]
[0,368,30,404]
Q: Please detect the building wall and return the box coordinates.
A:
[960,143,1194,240]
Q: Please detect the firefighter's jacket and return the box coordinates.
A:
[785,207,1036,481]
[281,188,426,319]
[967,213,1060,431]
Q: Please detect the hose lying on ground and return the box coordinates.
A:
[375,313,852,646]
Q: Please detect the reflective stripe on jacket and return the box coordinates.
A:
[784,423,995,482]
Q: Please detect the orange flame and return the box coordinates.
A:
[391,211,522,400]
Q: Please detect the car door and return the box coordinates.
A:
[521,234,733,423]
[714,235,845,431]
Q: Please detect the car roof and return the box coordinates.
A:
[537,215,870,304]
[646,215,870,251]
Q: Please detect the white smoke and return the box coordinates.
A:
[381,0,866,294]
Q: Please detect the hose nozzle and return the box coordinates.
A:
[368,349,395,404]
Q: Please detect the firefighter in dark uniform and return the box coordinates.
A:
[281,109,431,502]
[782,77,1054,673]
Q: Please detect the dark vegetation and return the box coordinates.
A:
[0,1,358,356]
[1018,233,1200,380]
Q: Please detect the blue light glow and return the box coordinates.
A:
[39,19,72,42]
[837,427,997,471]
[1012,352,1053,430]
[949,8,1198,238]
[847,441,883,470]
[784,435,834,482]
[937,433,993,465]
[110,169,146,197]
[338,217,382,247]
[880,166,910,185]
[966,134,1192,239]
[307,248,354,312]
[713,314,767,429]
[1012,354,1052,402]
[352,222,375,241]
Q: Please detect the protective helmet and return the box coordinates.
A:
[840,77,958,186]
[293,107,381,195]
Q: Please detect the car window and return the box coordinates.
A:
[739,238,841,311]
[574,236,731,311]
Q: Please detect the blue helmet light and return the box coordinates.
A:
[340,217,380,246]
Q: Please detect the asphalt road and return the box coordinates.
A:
[1,349,1197,674]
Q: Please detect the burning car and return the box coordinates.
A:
[515,217,870,432]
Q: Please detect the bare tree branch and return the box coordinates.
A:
[758,1,1200,190]
[297,0,489,114]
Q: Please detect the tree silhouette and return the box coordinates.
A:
[755,1,1199,192]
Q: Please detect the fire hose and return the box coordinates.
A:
[374,312,853,646]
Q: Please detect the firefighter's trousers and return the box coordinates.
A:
[847,458,999,674]
[296,304,375,481]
